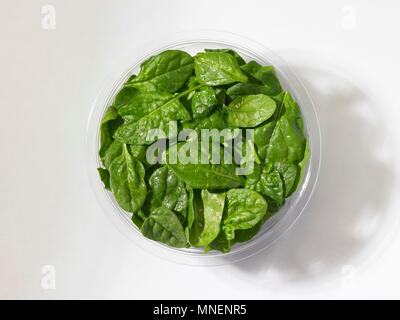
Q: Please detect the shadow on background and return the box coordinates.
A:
[215,61,396,288]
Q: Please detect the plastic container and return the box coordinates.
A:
[86,31,321,266]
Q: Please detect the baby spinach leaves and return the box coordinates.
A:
[97,48,310,253]
[114,91,191,144]
[190,190,225,247]
[109,144,147,213]
[141,207,187,248]
[223,189,268,241]
[224,94,276,128]
[148,167,188,217]
[241,61,282,95]
[125,50,193,93]
[194,52,248,86]
[191,86,218,119]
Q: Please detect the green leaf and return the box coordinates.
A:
[223,189,267,241]
[224,94,276,128]
[209,230,232,253]
[205,48,246,66]
[215,87,226,106]
[113,87,138,110]
[191,86,218,119]
[141,207,187,247]
[102,140,122,169]
[266,92,306,164]
[194,52,248,86]
[274,161,299,197]
[241,61,282,95]
[245,163,284,206]
[129,144,150,168]
[186,186,195,230]
[97,168,110,190]
[98,107,122,159]
[125,50,194,93]
[226,83,278,100]
[254,121,276,160]
[114,91,191,144]
[166,142,245,189]
[191,190,225,247]
[294,141,310,192]
[109,144,147,213]
[148,166,188,217]
[183,110,226,131]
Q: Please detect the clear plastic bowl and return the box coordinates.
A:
[86,31,321,266]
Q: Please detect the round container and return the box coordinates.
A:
[86,31,321,266]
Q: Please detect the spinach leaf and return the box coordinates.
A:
[274,161,299,197]
[109,144,147,213]
[186,186,195,230]
[191,190,225,247]
[254,121,276,160]
[294,141,310,192]
[191,86,218,119]
[183,110,226,131]
[299,141,310,179]
[114,91,191,144]
[125,50,194,93]
[245,163,284,206]
[205,48,246,66]
[98,107,122,159]
[129,144,150,168]
[265,92,306,164]
[226,83,277,101]
[209,230,232,253]
[113,87,138,110]
[241,61,282,95]
[97,168,111,190]
[215,87,226,106]
[224,94,276,128]
[148,166,188,217]
[141,207,187,248]
[223,189,267,241]
[167,143,244,189]
[102,140,123,169]
[168,162,244,190]
[194,52,248,86]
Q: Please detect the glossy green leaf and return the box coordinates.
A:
[241,61,282,95]
[254,121,276,160]
[102,140,122,169]
[224,94,276,128]
[191,86,218,119]
[167,143,244,189]
[125,50,194,93]
[109,144,147,213]
[113,87,138,110]
[97,168,110,190]
[141,207,187,247]
[191,190,225,247]
[223,188,267,241]
[265,92,306,163]
[226,83,277,100]
[194,52,248,86]
[245,163,284,206]
[148,166,188,216]
[205,48,246,66]
[98,107,122,159]
[183,110,226,131]
[114,91,191,144]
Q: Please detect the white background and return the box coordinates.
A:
[1,0,400,299]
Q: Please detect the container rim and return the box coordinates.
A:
[85,30,322,266]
